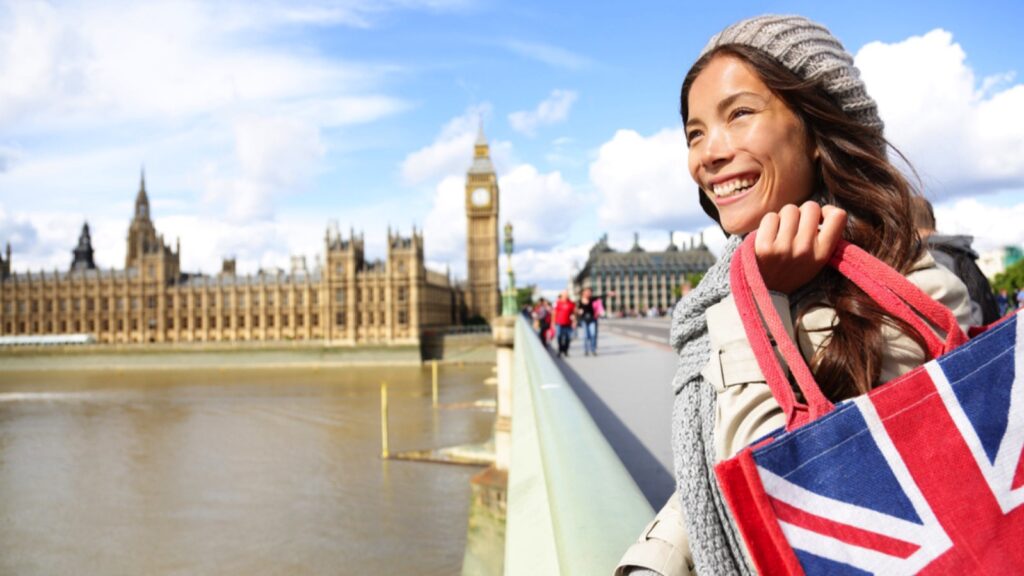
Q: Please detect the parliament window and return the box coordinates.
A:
[336,289,345,304]
[296,314,304,327]
[267,315,274,328]
[311,314,318,327]
[398,310,407,325]
[336,312,345,326]
[282,314,289,327]
[238,315,245,328]
[296,292,304,306]
[252,315,260,328]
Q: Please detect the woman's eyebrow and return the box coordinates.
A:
[717,91,766,114]
[687,90,768,130]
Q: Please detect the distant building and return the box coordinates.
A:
[0,142,504,344]
[978,246,1024,280]
[574,232,715,315]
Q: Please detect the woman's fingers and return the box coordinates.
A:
[794,201,822,259]
[753,201,848,294]
[815,205,847,261]
[755,211,781,254]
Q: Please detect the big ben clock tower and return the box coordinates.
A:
[465,124,500,324]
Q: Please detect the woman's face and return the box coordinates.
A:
[685,54,817,235]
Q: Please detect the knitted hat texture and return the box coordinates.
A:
[700,14,884,133]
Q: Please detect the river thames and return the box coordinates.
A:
[0,364,494,575]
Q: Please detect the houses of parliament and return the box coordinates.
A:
[0,133,502,345]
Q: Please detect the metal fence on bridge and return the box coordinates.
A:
[505,316,654,575]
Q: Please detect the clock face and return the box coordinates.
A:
[471,187,491,207]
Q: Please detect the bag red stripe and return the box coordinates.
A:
[769,496,920,558]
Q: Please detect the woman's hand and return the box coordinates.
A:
[754,201,847,294]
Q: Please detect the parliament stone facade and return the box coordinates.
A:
[574,233,715,316]
[0,135,504,345]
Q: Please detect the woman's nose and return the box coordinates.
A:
[700,126,733,168]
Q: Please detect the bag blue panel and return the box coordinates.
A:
[938,314,1017,464]
[754,402,922,525]
[795,549,873,576]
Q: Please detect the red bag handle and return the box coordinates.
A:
[730,234,967,431]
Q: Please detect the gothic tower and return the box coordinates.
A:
[71,222,97,272]
[465,124,500,324]
[126,169,160,270]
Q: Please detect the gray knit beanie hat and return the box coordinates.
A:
[699,14,884,133]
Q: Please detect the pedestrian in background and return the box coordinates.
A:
[575,287,608,356]
[532,298,552,348]
[911,196,1000,325]
[552,291,576,357]
[617,14,971,576]
[997,288,1010,316]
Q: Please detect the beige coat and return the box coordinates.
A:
[617,252,973,576]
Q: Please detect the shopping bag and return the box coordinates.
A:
[714,234,1024,574]
[593,297,605,318]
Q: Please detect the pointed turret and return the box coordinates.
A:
[666,230,679,252]
[1,241,10,279]
[629,232,644,253]
[468,120,495,175]
[71,221,97,272]
[135,167,150,220]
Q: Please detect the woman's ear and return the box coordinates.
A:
[812,146,821,162]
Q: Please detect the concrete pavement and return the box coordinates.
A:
[547,319,677,509]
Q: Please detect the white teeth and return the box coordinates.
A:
[711,177,756,198]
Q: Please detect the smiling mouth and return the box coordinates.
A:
[710,175,759,199]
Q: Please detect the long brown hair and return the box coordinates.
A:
[681,44,928,400]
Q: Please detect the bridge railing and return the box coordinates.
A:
[505,316,654,575]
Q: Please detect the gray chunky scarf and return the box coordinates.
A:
[669,234,753,575]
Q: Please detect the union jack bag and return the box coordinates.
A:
[715,234,1024,575]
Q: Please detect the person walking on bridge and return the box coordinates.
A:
[617,14,972,576]
[553,291,576,357]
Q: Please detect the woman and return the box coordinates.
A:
[576,287,611,356]
[617,15,972,576]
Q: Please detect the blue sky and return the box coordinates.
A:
[2,0,1023,294]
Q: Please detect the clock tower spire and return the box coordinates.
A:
[465,122,500,324]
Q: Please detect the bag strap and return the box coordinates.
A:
[731,238,831,429]
[731,234,968,431]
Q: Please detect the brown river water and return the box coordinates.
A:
[0,364,495,575]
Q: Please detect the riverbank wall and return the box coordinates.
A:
[0,333,495,371]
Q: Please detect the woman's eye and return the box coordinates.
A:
[686,130,703,144]
[730,107,753,121]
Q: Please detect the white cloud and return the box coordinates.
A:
[857,29,1024,198]
[502,40,592,70]
[508,90,578,136]
[422,174,467,276]
[931,196,1024,253]
[0,0,407,131]
[504,244,591,293]
[400,105,515,186]
[500,164,578,248]
[202,115,325,222]
[591,128,706,230]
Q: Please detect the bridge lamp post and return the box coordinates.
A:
[502,222,517,316]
